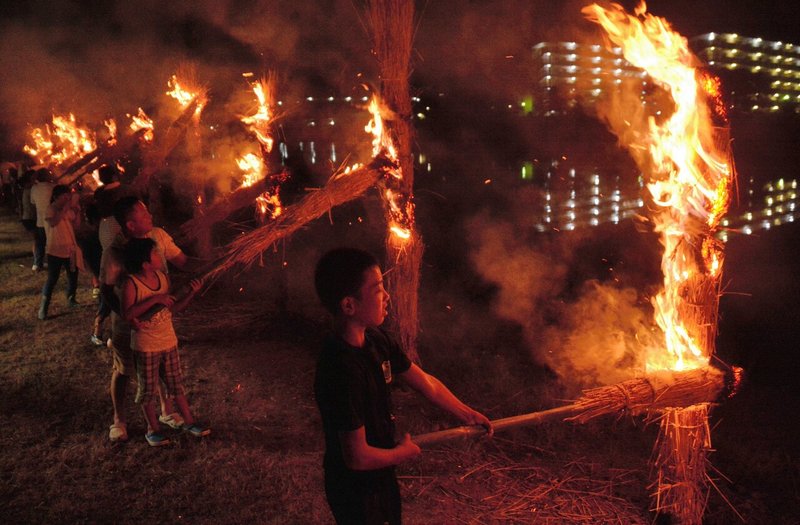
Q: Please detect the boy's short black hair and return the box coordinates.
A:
[123,237,157,275]
[113,195,141,234]
[314,248,379,314]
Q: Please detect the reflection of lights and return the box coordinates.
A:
[590,218,599,226]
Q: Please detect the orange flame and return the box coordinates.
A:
[365,95,413,243]
[128,107,154,143]
[104,119,118,145]
[238,77,282,221]
[241,78,275,153]
[236,153,281,220]
[584,2,732,372]
[166,74,207,117]
[23,113,97,167]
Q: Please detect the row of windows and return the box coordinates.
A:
[696,33,800,55]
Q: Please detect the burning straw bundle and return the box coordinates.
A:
[58,129,149,186]
[177,170,287,243]
[133,98,201,192]
[201,159,395,284]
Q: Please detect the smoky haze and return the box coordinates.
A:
[0,0,763,393]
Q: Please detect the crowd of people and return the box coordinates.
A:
[3,163,493,524]
[2,164,210,447]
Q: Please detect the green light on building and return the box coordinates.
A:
[520,95,534,115]
[521,161,534,180]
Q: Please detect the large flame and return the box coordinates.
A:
[584,2,732,372]
[365,95,413,243]
[23,113,97,167]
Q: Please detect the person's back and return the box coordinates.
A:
[30,172,54,229]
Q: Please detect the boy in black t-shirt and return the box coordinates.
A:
[314,248,493,524]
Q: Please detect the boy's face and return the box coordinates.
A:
[126,201,153,238]
[349,265,390,328]
[146,246,163,272]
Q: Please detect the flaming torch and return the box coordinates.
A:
[581,2,734,521]
[415,4,738,522]
[23,113,97,169]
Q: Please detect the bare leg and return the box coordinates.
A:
[110,370,129,425]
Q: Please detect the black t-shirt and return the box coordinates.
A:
[314,328,412,478]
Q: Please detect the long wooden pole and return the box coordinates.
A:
[413,405,581,446]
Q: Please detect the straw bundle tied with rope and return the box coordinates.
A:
[201,158,396,284]
[139,159,395,321]
[177,170,287,243]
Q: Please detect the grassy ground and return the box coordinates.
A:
[0,206,797,524]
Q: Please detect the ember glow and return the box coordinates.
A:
[365,95,413,244]
[239,77,282,221]
[23,113,97,167]
[104,118,117,145]
[128,107,154,143]
[584,2,732,372]
[166,74,207,117]
[237,152,281,220]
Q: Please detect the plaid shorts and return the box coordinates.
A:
[134,347,185,404]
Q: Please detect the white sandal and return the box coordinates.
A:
[109,422,128,442]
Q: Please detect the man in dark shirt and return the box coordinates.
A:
[314,248,492,524]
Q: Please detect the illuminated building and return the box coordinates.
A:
[690,33,800,113]
[532,41,653,116]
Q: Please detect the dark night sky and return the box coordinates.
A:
[1,0,798,148]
